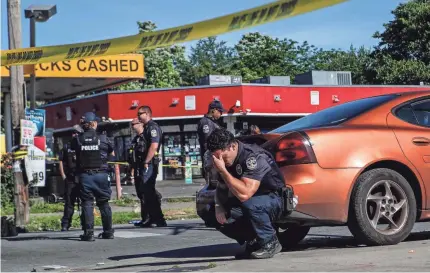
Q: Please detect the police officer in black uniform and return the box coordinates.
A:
[206,128,284,259]
[136,106,166,227]
[73,112,115,241]
[128,117,158,226]
[197,100,226,177]
[59,125,83,231]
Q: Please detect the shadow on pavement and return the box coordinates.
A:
[283,230,430,252]
[97,243,238,271]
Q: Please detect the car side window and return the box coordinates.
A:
[411,99,430,127]
[396,106,418,124]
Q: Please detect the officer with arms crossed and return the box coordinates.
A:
[59,125,83,231]
[197,100,226,177]
[136,106,166,227]
[206,128,284,259]
[74,112,115,241]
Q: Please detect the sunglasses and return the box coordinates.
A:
[137,112,147,116]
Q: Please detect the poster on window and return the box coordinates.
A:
[25,108,46,137]
[24,144,46,187]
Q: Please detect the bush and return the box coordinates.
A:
[1,153,15,209]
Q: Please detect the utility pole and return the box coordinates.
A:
[7,0,30,227]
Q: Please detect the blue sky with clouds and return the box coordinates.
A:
[1,0,406,54]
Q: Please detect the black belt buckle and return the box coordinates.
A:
[279,185,295,216]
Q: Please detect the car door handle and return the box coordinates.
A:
[412,137,430,146]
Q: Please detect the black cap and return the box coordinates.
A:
[208,100,227,112]
[81,112,100,123]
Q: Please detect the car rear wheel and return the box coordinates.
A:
[348,168,416,246]
[276,226,310,249]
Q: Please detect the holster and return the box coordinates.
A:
[278,185,295,216]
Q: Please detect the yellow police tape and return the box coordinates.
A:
[1,0,347,66]
[2,151,200,169]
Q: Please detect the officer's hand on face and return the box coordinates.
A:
[212,154,226,172]
[215,204,227,224]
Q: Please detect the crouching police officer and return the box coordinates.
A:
[136,106,166,227]
[59,125,83,231]
[206,128,284,259]
[73,112,115,241]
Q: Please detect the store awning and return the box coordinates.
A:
[1,54,144,101]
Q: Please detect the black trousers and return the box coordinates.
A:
[79,171,113,234]
[135,163,164,222]
[61,177,80,229]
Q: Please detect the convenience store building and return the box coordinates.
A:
[41,81,430,181]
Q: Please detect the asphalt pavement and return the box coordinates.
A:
[2,220,429,272]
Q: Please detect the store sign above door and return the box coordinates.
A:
[0,54,144,79]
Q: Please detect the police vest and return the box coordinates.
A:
[129,135,147,166]
[66,145,77,170]
[78,131,103,170]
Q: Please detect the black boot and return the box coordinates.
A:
[249,237,282,259]
[155,219,167,227]
[98,230,114,239]
[235,238,260,259]
[80,231,95,241]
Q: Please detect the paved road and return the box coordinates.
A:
[2,220,429,272]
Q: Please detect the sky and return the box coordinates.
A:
[1,0,407,55]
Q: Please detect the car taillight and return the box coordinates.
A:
[275,131,317,166]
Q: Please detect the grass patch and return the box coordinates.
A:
[207,262,217,269]
[0,202,65,216]
[164,197,195,203]
[111,196,138,207]
[24,207,198,232]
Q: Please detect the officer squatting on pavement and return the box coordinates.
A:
[134,106,167,227]
[59,125,83,232]
[206,128,285,259]
[73,112,115,241]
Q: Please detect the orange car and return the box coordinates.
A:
[196,90,430,247]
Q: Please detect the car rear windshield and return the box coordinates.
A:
[270,94,399,133]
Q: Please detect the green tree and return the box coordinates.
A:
[373,0,430,64]
[188,37,238,82]
[118,21,187,90]
[371,0,430,84]
[308,46,375,84]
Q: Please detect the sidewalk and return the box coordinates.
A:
[112,178,206,200]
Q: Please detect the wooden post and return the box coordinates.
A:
[115,164,121,199]
[7,0,30,227]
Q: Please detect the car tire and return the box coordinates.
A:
[348,168,416,246]
[277,226,310,249]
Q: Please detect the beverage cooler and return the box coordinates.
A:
[162,132,203,180]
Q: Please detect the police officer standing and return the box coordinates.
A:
[197,100,226,177]
[136,106,166,227]
[73,112,115,241]
[128,118,152,226]
[206,128,284,259]
[59,125,83,231]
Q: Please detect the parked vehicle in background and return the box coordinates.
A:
[196,91,430,248]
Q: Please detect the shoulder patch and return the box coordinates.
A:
[203,124,209,134]
[246,156,257,170]
[236,164,243,175]
[151,129,157,137]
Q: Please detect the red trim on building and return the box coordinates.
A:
[44,84,429,130]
